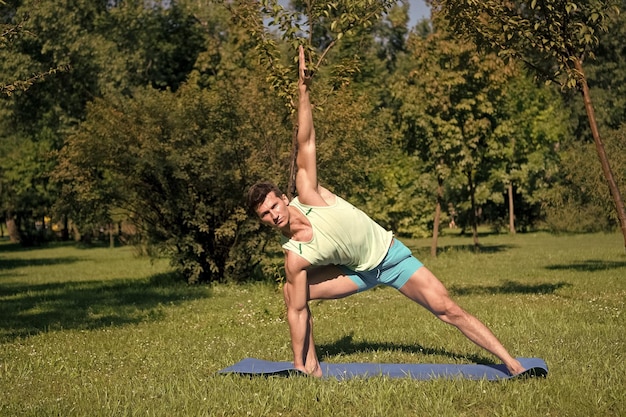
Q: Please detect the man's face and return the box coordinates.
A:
[255,191,290,229]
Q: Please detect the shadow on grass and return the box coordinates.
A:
[0,256,81,271]
[545,259,626,272]
[318,334,496,365]
[410,244,516,259]
[0,240,130,254]
[440,244,515,254]
[448,280,571,296]
[0,241,78,253]
[0,272,210,342]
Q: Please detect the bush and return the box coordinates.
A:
[541,126,626,233]
[55,75,290,283]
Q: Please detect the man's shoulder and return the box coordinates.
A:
[294,186,336,207]
[318,185,336,203]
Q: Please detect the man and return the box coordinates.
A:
[247,45,525,378]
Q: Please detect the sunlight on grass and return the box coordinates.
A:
[1,233,624,416]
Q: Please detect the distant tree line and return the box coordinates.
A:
[1,0,624,283]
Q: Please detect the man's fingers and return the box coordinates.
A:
[298,45,315,84]
[299,45,314,82]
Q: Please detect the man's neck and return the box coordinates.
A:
[281,206,312,241]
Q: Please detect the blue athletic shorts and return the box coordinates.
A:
[340,239,423,292]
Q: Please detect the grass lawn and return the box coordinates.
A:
[1,231,624,416]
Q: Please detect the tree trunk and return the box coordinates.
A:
[5,211,21,243]
[468,171,480,249]
[431,178,444,257]
[575,59,626,252]
[61,215,69,241]
[508,182,516,234]
[287,125,299,200]
[109,223,115,248]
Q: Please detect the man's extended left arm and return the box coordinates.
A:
[283,252,321,376]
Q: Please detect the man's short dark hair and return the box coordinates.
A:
[246,182,284,215]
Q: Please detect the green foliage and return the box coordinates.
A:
[436,0,626,248]
[4,0,626,283]
[392,24,515,240]
[486,72,570,229]
[581,4,626,133]
[0,66,68,96]
[0,134,55,243]
[437,0,620,88]
[0,0,206,244]
[221,0,396,111]
[542,124,626,232]
[362,151,438,238]
[0,1,70,95]
[99,1,206,92]
[494,75,567,194]
[54,76,291,283]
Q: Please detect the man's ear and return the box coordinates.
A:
[282,194,290,205]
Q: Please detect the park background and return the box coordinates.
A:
[1,1,625,415]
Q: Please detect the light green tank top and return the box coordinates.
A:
[281,196,393,271]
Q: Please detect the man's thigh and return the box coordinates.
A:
[398,266,454,314]
[306,265,360,300]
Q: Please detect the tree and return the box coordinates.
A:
[540,125,625,232]
[491,73,569,233]
[99,1,206,92]
[0,0,69,96]
[392,17,514,253]
[542,2,626,232]
[0,0,206,243]
[583,0,626,132]
[221,0,397,193]
[1,0,71,242]
[437,0,626,250]
[54,74,289,283]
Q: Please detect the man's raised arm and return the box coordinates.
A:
[294,45,326,205]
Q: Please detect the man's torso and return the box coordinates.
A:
[281,196,393,271]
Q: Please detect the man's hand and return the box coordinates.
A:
[295,362,322,378]
[298,45,313,90]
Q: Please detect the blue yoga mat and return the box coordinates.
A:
[218,357,548,380]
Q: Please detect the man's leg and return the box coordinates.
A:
[398,266,525,375]
[306,265,361,300]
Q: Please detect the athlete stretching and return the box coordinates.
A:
[247,45,525,377]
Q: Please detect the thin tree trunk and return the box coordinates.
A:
[287,125,299,200]
[431,178,444,257]
[5,211,21,243]
[109,223,115,248]
[508,182,516,234]
[468,172,479,249]
[61,215,69,241]
[575,59,626,252]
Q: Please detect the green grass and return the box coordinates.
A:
[1,232,624,417]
